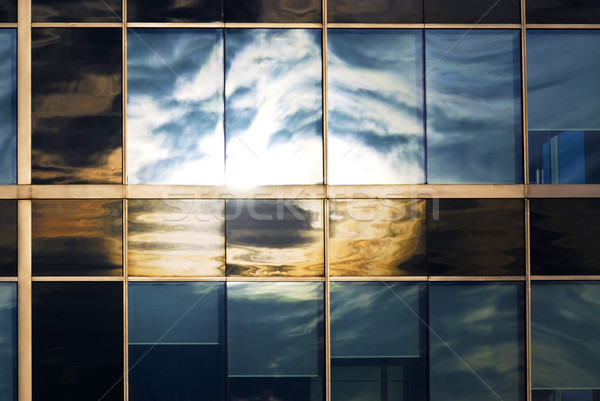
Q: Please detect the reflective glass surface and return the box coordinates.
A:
[532,282,600,397]
[327,0,422,23]
[32,200,123,276]
[31,28,122,184]
[128,200,225,277]
[225,29,323,186]
[429,282,525,401]
[226,199,324,276]
[329,199,426,276]
[33,282,123,401]
[428,199,524,276]
[0,30,16,185]
[330,282,426,401]
[327,30,424,184]
[127,29,224,185]
[32,0,121,22]
[227,282,324,401]
[526,0,600,23]
[128,0,222,22]
[425,0,520,23]
[0,201,16,277]
[527,31,600,184]
[129,282,225,401]
[0,283,16,401]
[530,199,600,275]
[426,30,522,184]
[0,2,16,22]
[225,0,320,22]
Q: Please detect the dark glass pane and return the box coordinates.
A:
[527,31,600,184]
[227,282,324,401]
[532,282,600,397]
[427,199,524,276]
[330,282,426,401]
[33,282,123,401]
[0,201,16,277]
[32,0,121,22]
[129,282,225,401]
[225,0,320,22]
[329,200,426,276]
[128,200,225,277]
[0,1,16,22]
[527,0,600,24]
[426,30,522,184]
[0,29,16,185]
[0,283,16,401]
[225,29,323,186]
[530,199,600,275]
[425,0,520,23]
[128,0,222,22]
[225,199,324,276]
[327,29,424,184]
[32,28,122,184]
[127,29,224,185]
[32,200,123,276]
[429,282,525,401]
[327,0,422,23]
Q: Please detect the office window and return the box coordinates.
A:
[0,200,17,277]
[128,0,222,22]
[327,0,422,23]
[0,283,16,401]
[0,30,16,185]
[32,0,121,22]
[526,0,600,24]
[225,0,320,22]
[425,0,520,23]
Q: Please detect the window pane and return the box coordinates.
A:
[32,0,121,22]
[527,31,600,184]
[329,199,426,276]
[532,282,600,399]
[33,282,123,401]
[128,200,225,277]
[427,199,524,276]
[0,30,16,185]
[0,200,16,277]
[425,0,520,23]
[330,282,426,401]
[225,0,320,22]
[526,0,600,24]
[426,30,522,184]
[225,29,323,186]
[32,200,123,276]
[227,282,324,401]
[226,199,324,277]
[429,282,525,401]
[129,282,225,401]
[327,0,422,23]
[127,29,224,185]
[0,2,16,22]
[327,29,424,184]
[128,0,222,22]
[32,28,122,184]
[0,283,16,401]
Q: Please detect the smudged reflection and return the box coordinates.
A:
[225,0,320,22]
[425,0,519,23]
[329,200,425,276]
[0,200,17,276]
[128,0,222,22]
[32,200,123,276]
[32,0,121,22]
[128,200,225,276]
[327,0,422,22]
[0,283,16,401]
[0,30,16,185]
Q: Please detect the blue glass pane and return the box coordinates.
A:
[327,29,424,184]
[0,283,16,401]
[0,30,16,185]
[426,30,522,184]
[127,29,224,184]
[225,29,323,186]
[429,282,525,401]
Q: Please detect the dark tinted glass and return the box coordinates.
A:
[427,199,524,276]
[0,283,16,401]
[129,282,225,401]
[429,282,525,401]
[0,200,17,277]
[330,282,426,401]
[532,282,600,399]
[426,30,522,184]
[33,282,123,401]
[530,199,600,275]
[31,28,122,184]
[227,282,324,401]
[527,0,600,23]
[32,0,121,22]
[425,0,520,23]
[225,0,320,22]
[0,2,16,22]
[32,200,123,276]
[128,0,222,22]
[0,29,16,185]
[327,0,422,22]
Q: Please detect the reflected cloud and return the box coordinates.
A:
[0,283,15,399]
[128,0,222,22]
[225,0,321,22]
[32,0,121,22]
[0,30,16,185]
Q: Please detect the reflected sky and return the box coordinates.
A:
[327,0,422,22]
[429,282,525,401]
[328,30,424,185]
[0,200,17,277]
[426,30,522,184]
[128,0,222,22]
[0,283,16,401]
[128,200,225,276]
[0,30,16,185]
[225,29,323,186]
[532,282,600,389]
[527,31,600,131]
[225,0,321,22]
[329,199,426,276]
[128,29,224,185]
[32,0,121,22]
